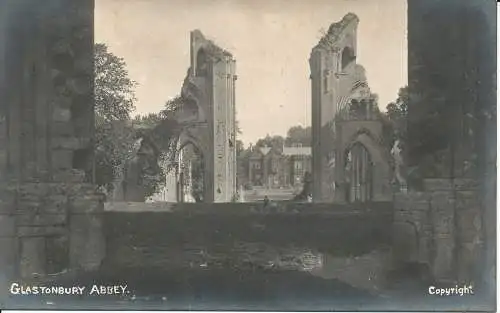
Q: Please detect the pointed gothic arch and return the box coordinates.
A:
[341,46,355,70]
[176,136,206,203]
[195,48,208,77]
[343,141,373,202]
[333,122,392,203]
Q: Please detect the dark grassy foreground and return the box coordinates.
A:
[5,267,380,311]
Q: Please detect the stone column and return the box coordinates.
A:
[333,148,347,204]
[482,132,496,296]
[0,0,103,280]
[454,179,482,284]
[69,184,105,272]
[372,164,391,202]
[423,178,483,284]
[424,179,456,282]
[310,49,324,202]
[393,191,432,265]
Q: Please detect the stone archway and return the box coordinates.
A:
[343,142,373,203]
[341,46,356,70]
[195,48,208,77]
[334,125,392,203]
[176,138,206,203]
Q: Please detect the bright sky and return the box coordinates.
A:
[95,0,407,146]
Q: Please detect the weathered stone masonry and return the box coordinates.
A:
[0,2,495,307]
[396,0,496,290]
[394,179,483,283]
[0,0,104,282]
[175,30,237,203]
[309,13,391,203]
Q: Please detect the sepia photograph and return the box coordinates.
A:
[0,0,496,311]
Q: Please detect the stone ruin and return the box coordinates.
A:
[309,13,392,204]
[169,30,238,203]
[0,0,104,282]
[0,2,494,305]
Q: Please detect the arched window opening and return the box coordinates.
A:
[344,142,373,203]
[183,98,200,120]
[196,49,208,77]
[177,142,205,203]
[341,46,355,70]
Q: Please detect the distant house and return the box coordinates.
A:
[248,147,265,186]
[282,144,313,186]
[247,144,312,188]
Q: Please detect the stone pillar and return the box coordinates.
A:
[424,179,456,282]
[69,184,105,272]
[0,185,18,303]
[0,0,102,281]
[202,44,236,203]
[482,130,496,296]
[333,147,347,204]
[393,191,432,265]
[422,179,483,284]
[372,164,391,202]
[309,49,325,202]
[454,179,482,284]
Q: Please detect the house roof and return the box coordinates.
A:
[249,149,264,159]
[248,145,311,158]
[259,147,271,155]
[282,147,311,156]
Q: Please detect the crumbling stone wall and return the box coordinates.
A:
[393,179,483,284]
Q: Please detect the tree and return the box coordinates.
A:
[130,95,192,198]
[146,96,183,165]
[236,139,250,188]
[405,6,496,181]
[235,120,242,135]
[236,140,245,156]
[285,126,311,147]
[94,43,137,193]
[132,113,163,129]
[385,86,409,149]
[255,135,285,152]
[94,43,136,121]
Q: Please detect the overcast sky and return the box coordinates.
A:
[95,0,407,146]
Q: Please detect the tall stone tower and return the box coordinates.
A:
[176,30,237,203]
[309,13,369,202]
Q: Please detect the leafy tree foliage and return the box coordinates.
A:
[285,126,311,147]
[94,43,136,121]
[406,5,495,184]
[94,43,137,193]
[255,135,285,151]
[252,125,312,152]
[145,96,183,166]
[385,86,409,150]
[130,97,184,198]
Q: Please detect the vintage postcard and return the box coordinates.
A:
[0,0,496,311]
